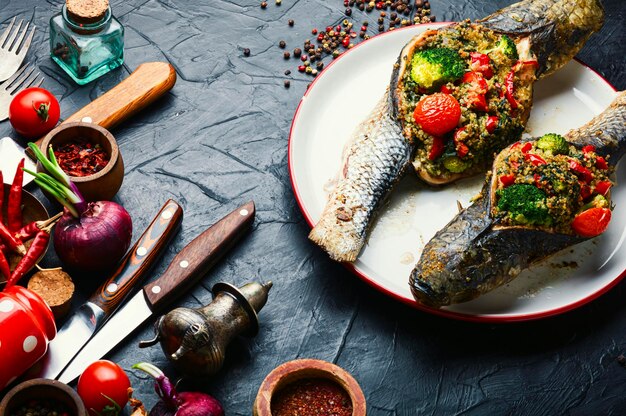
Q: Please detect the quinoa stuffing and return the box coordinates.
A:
[492,133,614,237]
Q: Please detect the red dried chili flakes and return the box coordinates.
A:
[271,378,353,416]
[53,139,110,177]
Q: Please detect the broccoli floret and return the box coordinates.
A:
[497,184,551,225]
[495,35,518,60]
[410,48,467,89]
[537,133,569,155]
[443,156,471,173]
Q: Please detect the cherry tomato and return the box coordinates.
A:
[572,207,611,237]
[413,93,461,137]
[9,87,60,139]
[77,360,131,416]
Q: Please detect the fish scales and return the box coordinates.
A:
[308,92,411,262]
[410,91,626,307]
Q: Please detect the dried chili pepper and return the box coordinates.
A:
[53,140,110,177]
[6,226,51,289]
[14,212,62,241]
[7,159,24,232]
[0,221,26,255]
[0,250,9,282]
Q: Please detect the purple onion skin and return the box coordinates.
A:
[149,392,225,416]
[54,201,132,273]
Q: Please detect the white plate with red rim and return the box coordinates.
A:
[289,23,623,322]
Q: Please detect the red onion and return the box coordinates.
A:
[132,363,224,416]
[54,201,132,272]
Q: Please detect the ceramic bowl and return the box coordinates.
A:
[1,185,50,285]
[253,358,366,416]
[0,378,86,416]
[38,122,124,202]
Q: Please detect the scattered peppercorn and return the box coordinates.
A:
[293,48,302,57]
[316,61,324,70]
[345,7,352,15]
[284,80,291,88]
[284,69,291,75]
[283,51,290,59]
[243,48,251,56]
[288,19,295,26]
[618,355,626,367]
[275,0,282,5]
[260,1,267,8]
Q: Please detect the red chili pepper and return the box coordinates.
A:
[571,207,611,237]
[485,116,498,134]
[504,69,518,110]
[5,229,51,289]
[7,159,24,232]
[594,180,612,196]
[521,142,533,154]
[14,222,41,241]
[580,182,592,200]
[568,159,593,183]
[440,85,452,94]
[524,153,546,166]
[499,174,516,187]
[428,136,445,161]
[0,170,3,225]
[0,221,26,255]
[0,250,9,282]
[469,52,493,79]
[582,145,596,154]
[596,156,608,170]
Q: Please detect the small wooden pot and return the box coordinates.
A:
[253,358,366,416]
[0,378,86,416]
[38,122,124,202]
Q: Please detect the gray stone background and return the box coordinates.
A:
[1,0,625,414]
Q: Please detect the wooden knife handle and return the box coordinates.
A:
[89,199,183,316]
[29,62,176,151]
[144,201,255,310]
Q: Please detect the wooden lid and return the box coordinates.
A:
[66,0,109,24]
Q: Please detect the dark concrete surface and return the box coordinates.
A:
[1,0,625,414]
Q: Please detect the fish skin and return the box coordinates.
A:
[309,92,411,262]
[478,0,605,78]
[309,0,605,263]
[410,91,626,308]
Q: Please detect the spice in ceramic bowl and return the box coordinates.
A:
[271,378,353,416]
[9,398,71,416]
[53,139,110,177]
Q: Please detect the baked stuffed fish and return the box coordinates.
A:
[410,91,626,307]
[309,0,605,262]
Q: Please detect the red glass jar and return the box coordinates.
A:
[0,286,56,389]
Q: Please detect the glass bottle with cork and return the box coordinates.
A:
[50,0,124,85]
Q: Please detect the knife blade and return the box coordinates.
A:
[57,201,255,384]
[28,199,183,380]
[1,62,177,184]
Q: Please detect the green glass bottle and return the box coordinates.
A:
[50,0,124,85]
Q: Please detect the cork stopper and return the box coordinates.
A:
[66,0,109,24]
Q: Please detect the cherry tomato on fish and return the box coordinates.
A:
[571,207,611,237]
[9,87,60,139]
[413,93,461,137]
[77,360,131,416]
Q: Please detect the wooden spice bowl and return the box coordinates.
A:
[0,185,50,286]
[253,358,366,416]
[0,378,86,416]
[38,122,124,202]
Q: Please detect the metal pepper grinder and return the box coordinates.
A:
[139,281,272,377]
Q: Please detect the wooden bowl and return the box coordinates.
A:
[38,122,124,202]
[0,378,86,416]
[1,185,50,285]
[253,359,366,416]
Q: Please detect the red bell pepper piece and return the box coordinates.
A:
[440,85,453,94]
[594,180,612,196]
[580,182,592,201]
[453,127,469,158]
[504,70,518,110]
[521,142,533,154]
[7,159,24,232]
[462,72,489,111]
[524,153,546,166]
[499,174,516,187]
[596,156,608,170]
[533,174,543,187]
[510,141,521,149]
[582,145,596,154]
[568,159,593,183]
[571,207,611,237]
[470,52,493,79]
[428,136,445,161]
[485,116,498,134]
[0,170,3,225]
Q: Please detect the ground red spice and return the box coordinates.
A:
[54,139,110,177]
[271,378,353,416]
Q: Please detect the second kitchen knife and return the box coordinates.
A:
[57,201,256,383]
[29,199,183,380]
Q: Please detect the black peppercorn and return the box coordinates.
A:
[293,48,302,57]
[284,80,290,88]
[243,48,251,56]
[288,19,294,26]
[279,40,286,48]
[283,51,290,59]
[260,1,267,8]
[284,69,291,75]
[345,7,352,15]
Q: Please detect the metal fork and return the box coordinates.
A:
[0,64,44,121]
[0,17,36,82]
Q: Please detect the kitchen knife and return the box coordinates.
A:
[28,199,183,380]
[1,62,177,184]
[57,201,255,384]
